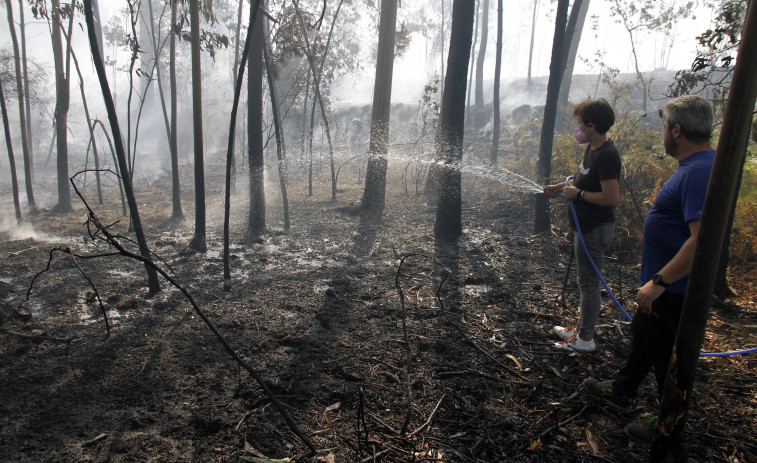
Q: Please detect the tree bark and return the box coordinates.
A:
[169,0,183,219]
[534,0,570,234]
[556,0,589,131]
[223,0,262,289]
[527,0,538,89]
[83,0,161,295]
[189,0,207,252]
[18,0,34,182]
[473,0,488,128]
[264,18,291,231]
[0,78,23,222]
[434,0,475,241]
[489,0,503,165]
[10,0,36,212]
[247,9,266,241]
[362,0,398,215]
[51,0,71,213]
[652,3,757,460]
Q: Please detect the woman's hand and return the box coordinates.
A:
[543,184,564,198]
[563,185,580,201]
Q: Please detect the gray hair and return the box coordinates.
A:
[663,95,713,143]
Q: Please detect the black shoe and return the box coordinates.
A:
[582,377,632,411]
[624,416,657,443]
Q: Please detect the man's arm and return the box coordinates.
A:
[637,220,701,313]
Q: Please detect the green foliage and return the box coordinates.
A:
[732,135,757,270]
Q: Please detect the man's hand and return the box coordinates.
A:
[637,280,666,314]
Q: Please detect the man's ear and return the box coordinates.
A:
[671,123,682,138]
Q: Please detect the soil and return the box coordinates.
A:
[1,164,756,463]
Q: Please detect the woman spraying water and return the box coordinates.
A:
[543,99,622,352]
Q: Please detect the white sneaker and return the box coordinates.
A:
[553,335,595,353]
[553,325,577,340]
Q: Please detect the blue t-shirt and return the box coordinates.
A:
[639,150,715,295]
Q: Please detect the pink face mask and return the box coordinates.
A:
[574,127,590,144]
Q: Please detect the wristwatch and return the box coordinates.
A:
[652,273,669,288]
[577,190,585,201]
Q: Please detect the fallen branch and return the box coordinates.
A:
[407,393,446,437]
[0,329,72,344]
[30,174,317,454]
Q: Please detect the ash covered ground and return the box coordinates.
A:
[1,161,756,463]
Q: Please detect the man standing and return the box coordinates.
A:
[581,95,715,443]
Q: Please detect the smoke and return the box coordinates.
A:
[0,216,63,243]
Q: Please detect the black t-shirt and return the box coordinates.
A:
[569,139,622,233]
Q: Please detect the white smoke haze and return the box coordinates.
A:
[0,215,65,244]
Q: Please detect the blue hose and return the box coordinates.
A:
[554,191,756,357]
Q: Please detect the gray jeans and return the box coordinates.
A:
[573,221,614,342]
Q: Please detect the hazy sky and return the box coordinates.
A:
[337,0,716,105]
[0,0,718,107]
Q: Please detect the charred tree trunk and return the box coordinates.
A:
[527,0,538,89]
[489,0,503,165]
[434,0,475,241]
[223,0,262,289]
[473,0,488,129]
[362,0,398,216]
[0,78,23,222]
[264,19,291,231]
[465,0,480,123]
[83,0,161,295]
[534,0,570,234]
[169,0,183,219]
[51,0,71,213]
[652,3,757,460]
[5,0,35,213]
[293,0,337,201]
[556,0,589,131]
[189,0,207,252]
[247,11,266,241]
[18,0,34,183]
[61,26,103,205]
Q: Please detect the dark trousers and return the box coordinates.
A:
[612,292,686,398]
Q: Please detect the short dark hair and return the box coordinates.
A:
[662,95,713,143]
[573,99,615,135]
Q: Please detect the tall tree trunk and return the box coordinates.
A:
[189,0,207,252]
[5,0,35,212]
[170,0,182,219]
[439,0,445,97]
[557,0,589,131]
[527,0,538,89]
[653,3,757,459]
[534,0,570,234]
[473,0,488,128]
[247,10,266,241]
[264,18,290,231]
[224,0,262,289]
[51,0,70,213]
[17,0,35,191]
[465,0,479,123]
[0,78,23,222]
[293,0,337,200]
[434,0,475,241]
[489,0,503,165]
[83,0,161,295]
[232,0,244,88]
[146,0,180,217]
[362,0,398,215]
[60,27,103,205]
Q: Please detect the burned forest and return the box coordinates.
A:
[1,0,757,462]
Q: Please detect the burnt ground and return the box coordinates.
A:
[1,163,756,463]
